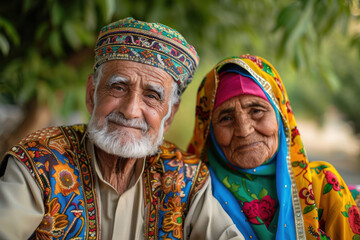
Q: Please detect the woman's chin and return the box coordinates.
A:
[229,153,267,169]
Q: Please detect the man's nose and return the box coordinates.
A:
[120,92,142,119]
[234,113,254,137]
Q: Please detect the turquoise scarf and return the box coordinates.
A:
[208,70,296,240]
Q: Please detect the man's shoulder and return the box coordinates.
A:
[5,124,88,164]
[4,124,90,189]
[16,124,87,146]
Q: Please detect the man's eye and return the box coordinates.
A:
[110,83,125,92]
[145,92,161,101]
[114,85,124,91]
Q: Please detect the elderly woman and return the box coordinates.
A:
[188,55,360,239]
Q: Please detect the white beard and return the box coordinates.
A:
[87,108,171,158]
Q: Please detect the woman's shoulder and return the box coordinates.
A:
[308,161,341,180]
[306,161,360,238]
[307,160,353,207]
[308,160,336,171]
[308,161,344,188]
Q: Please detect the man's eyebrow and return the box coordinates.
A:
[108,75,128,86]
[145,84,165,100]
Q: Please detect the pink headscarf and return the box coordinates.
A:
[214,71,269,109]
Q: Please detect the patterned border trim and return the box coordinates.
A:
[62,126,101,240]
[8,146,46,191]
[143,154,161,240]
[187,161,209,210]
[143,142,209,240]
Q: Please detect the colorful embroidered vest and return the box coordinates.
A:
[5,125,208,240]
[143,141,208,240]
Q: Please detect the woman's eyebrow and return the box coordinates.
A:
[243,102,268,108]
[219,107,235,117]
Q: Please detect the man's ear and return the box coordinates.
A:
[163,102,180,133]
[86,74,96,115]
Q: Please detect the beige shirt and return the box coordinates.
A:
[0,140,244,240]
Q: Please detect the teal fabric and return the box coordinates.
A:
[209,128,278,239]
[208,68,296,239]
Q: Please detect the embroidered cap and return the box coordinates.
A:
[94,17,200,93]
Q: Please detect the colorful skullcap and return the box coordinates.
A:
[94,17,200,93]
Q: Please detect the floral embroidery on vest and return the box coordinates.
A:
[143,141,208,240]
[7,125,100,240]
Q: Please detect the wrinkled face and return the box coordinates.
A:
[86,60,177,158]
[212,95,279,169]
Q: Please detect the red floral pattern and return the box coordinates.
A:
[299,184,315,205]
[324,170,341,191]
[243,195,277,228]
[349,206,360,235]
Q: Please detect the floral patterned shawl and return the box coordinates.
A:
[188,55,360,239]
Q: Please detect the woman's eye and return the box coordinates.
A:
[251,108,265,118]
[220,115,232,122]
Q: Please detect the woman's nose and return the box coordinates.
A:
[234,113,254,137]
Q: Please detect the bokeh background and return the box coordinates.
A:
[1,0,360,184]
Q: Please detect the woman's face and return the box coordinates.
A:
[212,94,279,169]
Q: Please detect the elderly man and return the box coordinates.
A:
[0,18,243,239]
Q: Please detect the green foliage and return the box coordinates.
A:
[318,208,323,219]
[0,0,359,149]
[323,183,333,194]
[353,234,360,240]
[0,16,20,55]
[0,0,106,118]
[303,204,316,214]
[274,0,353,93]
[259,188,268,199]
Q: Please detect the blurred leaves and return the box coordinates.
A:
[0,16,20,55]
[0,0,359,138]
[274,0,354,93]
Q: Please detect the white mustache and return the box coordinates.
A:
[106,112,149,133]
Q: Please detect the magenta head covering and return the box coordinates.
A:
[214,71,269,109]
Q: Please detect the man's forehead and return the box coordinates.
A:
[108,74,166,91]
[103,60,174,89]
[102,60,173,85]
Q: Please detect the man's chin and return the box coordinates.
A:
[88,118,164,158]
[92,133,161,158]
